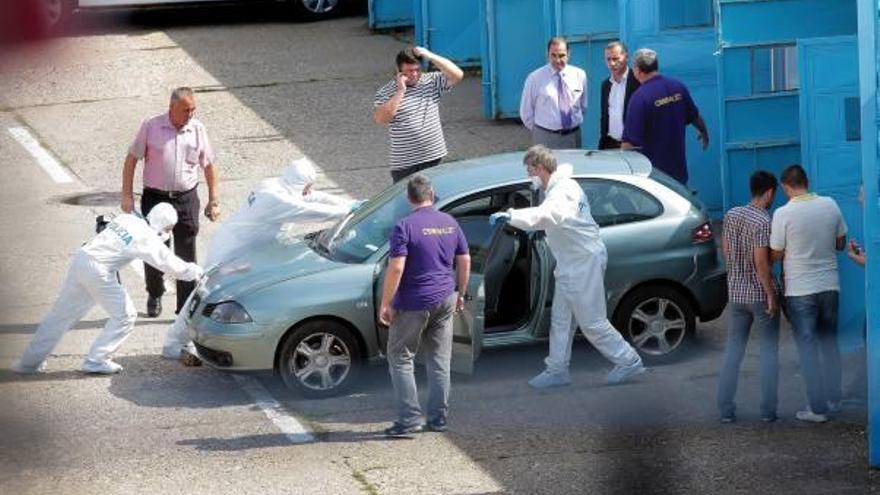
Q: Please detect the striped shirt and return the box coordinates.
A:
[374,72,450,170]
[724,204,779,304]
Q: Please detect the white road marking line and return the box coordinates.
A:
[232,374,315,444]
[8,127,73,184]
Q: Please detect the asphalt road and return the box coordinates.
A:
[0,7,878,495]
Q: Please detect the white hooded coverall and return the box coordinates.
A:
[17,204,203,370]
[162,158,356,354]
[507,166,640,373]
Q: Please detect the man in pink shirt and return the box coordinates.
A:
[121,87,220,319]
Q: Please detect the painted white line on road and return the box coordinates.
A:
[8,127,73,184]
[232,374,315,444]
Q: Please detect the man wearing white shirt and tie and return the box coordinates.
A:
[519,37,587,149]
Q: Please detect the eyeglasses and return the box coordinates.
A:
[549,53,568,59]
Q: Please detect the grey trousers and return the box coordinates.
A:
[531,126,581,149]
[386,293,456,426]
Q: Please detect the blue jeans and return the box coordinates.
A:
[785,291,841,414]
[717,302,780,418]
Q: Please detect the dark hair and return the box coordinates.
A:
[396,47,421,69]
[407,174,433,203]
[547,37,568,52]
[780,164,809,189]
[749,170,777,198]
[605,40,627,54]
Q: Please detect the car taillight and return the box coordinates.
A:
[692,222,714,243]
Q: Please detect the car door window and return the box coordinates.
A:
[443,185,533,272]
[578,179,662,227]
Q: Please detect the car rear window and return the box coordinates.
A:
[648,168,705,209]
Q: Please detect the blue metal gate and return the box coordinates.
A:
[368,0,413,30]
[414,0,481,67]
[856,0,879,467]
[798,35,864,352]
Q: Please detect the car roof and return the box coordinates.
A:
[426,150,653,198]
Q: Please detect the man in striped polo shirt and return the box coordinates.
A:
[716,170,781,424]
[373,46,464,182]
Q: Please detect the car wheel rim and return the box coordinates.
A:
[289,332,351,391]
[299,0,338,14]
[626,297,687,356]
[42,0,63,26]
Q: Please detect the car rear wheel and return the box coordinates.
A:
[289,0,343,20]
[614,285,695,361]
[278,320,362,398]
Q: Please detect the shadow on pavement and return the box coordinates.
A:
[107,354,255,409]
[0,317,176,335]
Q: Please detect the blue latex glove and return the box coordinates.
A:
[350,199,368,213]
[489,211,511,226]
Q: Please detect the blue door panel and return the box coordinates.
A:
[724,96,801,144]
[798,35,863,352]
[416,0,481,67]
[720,0,856,46]
[369,0,413,29]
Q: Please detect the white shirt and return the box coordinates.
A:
[519,64,587,132]
[607,70,628,140]
[769,193,847,296]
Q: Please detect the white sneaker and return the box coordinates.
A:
[795,409,829,423]
[607,359,646,385]
[12,361,47,375]
[81,360,123,375]
[528,370,571,389]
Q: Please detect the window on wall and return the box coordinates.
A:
[752,45,799,94]
[660,0,714,30]
[845,97,861,141]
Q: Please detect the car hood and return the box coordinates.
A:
[202,238,345,301]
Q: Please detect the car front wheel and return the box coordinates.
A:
[278,320,362,398]
[614,285,696,361]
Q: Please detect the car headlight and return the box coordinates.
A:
[205,301,253,324]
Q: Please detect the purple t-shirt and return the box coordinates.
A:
[622,75,699,184]
[389,206,469,311]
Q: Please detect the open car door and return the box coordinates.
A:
[373,256,485,374]
[450,274,485,374]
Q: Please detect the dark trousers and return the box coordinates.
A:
[598,136,622,150]
[390,158,442,183]
[141,187,200,313]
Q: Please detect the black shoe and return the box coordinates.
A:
[383,422,423,436]
[425,417,448,432]
[147,296,162,318]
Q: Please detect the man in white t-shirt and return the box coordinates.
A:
[770,164,847,423]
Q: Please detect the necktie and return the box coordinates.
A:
[557,72,573,130]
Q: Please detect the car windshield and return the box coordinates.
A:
[314,180,412,263]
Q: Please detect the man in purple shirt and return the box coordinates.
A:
[378,174,470,436]
[621,49,709,185]
[121,87,220,319]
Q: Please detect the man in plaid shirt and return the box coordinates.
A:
[716,170,781,423]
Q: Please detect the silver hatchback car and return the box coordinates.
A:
[187,150,727,398]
